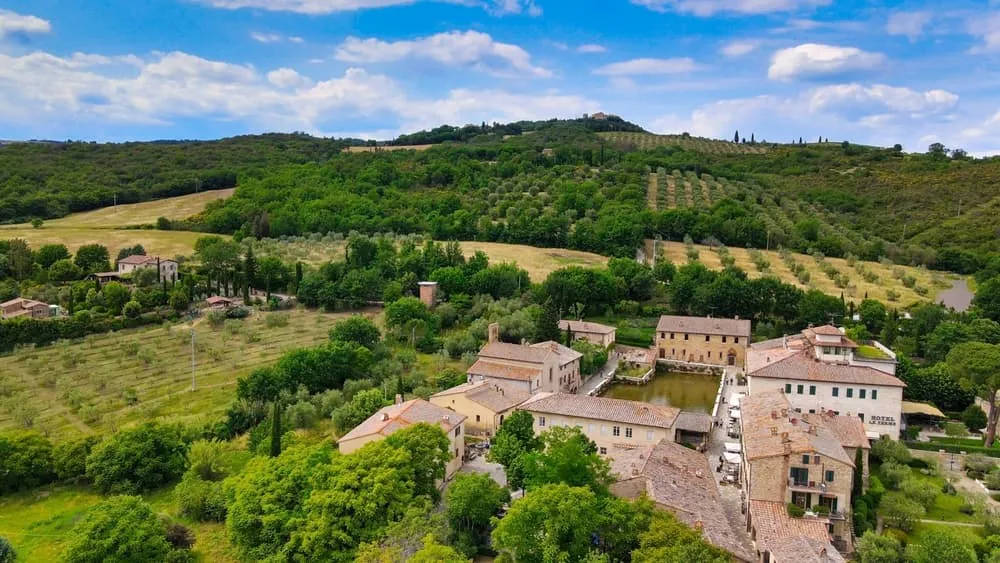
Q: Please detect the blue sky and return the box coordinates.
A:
[1,0,999,153]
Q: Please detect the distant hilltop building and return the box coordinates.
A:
[584,112,620,121]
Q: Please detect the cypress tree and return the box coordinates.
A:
[537,298,561,342]
[270,401,282,458]
[852,446,864,500]
[295,262,303,286]
[243,246,256,303]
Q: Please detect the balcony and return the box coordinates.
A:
[787,478,830,493]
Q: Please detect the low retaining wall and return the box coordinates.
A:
[655,359,725,376]
[614,367,655,385]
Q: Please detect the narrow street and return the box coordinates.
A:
[578,353,618,396]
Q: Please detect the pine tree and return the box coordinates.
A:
[798,137,803,144]
[270,401,282,458]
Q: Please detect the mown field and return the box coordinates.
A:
[648,239,956,305]
[599,131,767,154]
[0,308,366,439]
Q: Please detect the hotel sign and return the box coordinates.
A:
[869,415,896,426]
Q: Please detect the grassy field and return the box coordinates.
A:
[649,239,954,305]
[0,189,235,258]
[598,132,767,154]
[0,308,369,439]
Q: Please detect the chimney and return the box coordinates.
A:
[488,322,500,343]
[380,413,389,422]
[394,394,403,405]
[790,418,797,425]
[418,281,438,309]
[770,426,778,436]
[442,415,450,423]
[782,335,787,349]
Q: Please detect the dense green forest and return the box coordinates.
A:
[4,118,1000,272]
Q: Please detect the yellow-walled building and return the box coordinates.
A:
[655,315,751,369]
[430,380,530,436]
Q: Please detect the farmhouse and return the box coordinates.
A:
[746,325,904,439]
[116,254,178,282]
[610,439,754,561]
[654,315,751,369]
[466,323,583,394]
[430,380,530,436]
[559,319,615,348]
[517,392,681,455]
[338,395,466,479]
[0,297,51,320]
[740,391,865,559]
[205,296,240,310]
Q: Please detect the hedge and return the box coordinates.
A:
[906,440,1000,458]
[0,310,175,353]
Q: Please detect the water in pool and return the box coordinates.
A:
[601,369,720,413]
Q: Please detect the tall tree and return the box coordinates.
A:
[947,342,1000,446]
[243,245,257,303]
[537,298,561,342]
[269,401,282,458]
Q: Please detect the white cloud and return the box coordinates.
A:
[0,49,594,138]
[768,43,885,81]
[968,13,1000,53]
[335,31,551,78]
[629,0,830,17]
[194,0,538,16]
[720,40,759,57]
[808,83,958,115]
[251,32,305,44]
[0,9,52,38]
[594,57,698,76]
[577,43,607,54]
[886,11,932,41]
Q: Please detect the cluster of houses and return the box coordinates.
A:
[335,312,910,562]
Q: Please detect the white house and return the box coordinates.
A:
[117,254,178,282]
[746,326,905,439]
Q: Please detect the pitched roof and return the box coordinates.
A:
[338,398,466,443]
[117,254,176,265]
[519,392,679,429]
[748,350,905,387]
[1,297,47,309]
[740,391,854,466]
[656,315,751,338]
[530,340,583,364]
[478,341,553,364]
[770,535,845,563]
[559,319,616,335]
[804,412,870,450]
[466,359,542,382]
[431,380,530,413]
[749,500,840,561]
[802,326,858,349]
[609,440,754,561]
[810,325,845,336]
[674,411,713,434]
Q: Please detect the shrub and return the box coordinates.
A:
[226,306,251,319]
[986,469,1000,490]
[165,522,194,551]
[880,461,910,490]
[85,423,188,494]
[962,405,988,433]
[53,435,102,483]
[174,473,227,522]
[959,503,975,515]
[901,478,939,510]
[265,312,290,328]
[880,492,924,532]
[787,503,805,518]
[186,439,227,482]
[855,531,902,563]
[965,454,997,474]
[0,433,56,493]
[62,496,173,563]
[945,421,970,438]
[872,436,911,464]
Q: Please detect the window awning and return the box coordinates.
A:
[901,401,945,418]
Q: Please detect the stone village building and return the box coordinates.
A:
[655,315,752,369]
[466,323,583,394]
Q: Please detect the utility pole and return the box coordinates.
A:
[190,326,196,391]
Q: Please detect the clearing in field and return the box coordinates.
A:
[29,189,235,228]
[649,239,957,305]
[0,308,370,439]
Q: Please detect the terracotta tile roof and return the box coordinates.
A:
[431,380,530,413]
[656,315,751,338]
[466,359,542,382]
[803,326,858,349]
[117,254,157,265]
[530,340,583,364]
[674,411,713,434]
[771,536,845,563]
[749,500,839,561]
[559,319,616,335]
[609,440,754,562]
[804,412,870,450]
[1,298,47,309]
[338,398,466,443]
[740,391,854,466]
[519,392,679,429]
[810,325,846,336]
[478,341,553,364]
[748,350,905,387]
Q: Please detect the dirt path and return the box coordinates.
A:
[918,519,984,527]
[666,175,678,208]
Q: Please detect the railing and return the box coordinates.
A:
[787,478,829,492]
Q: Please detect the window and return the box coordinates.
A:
[670,332,675,339]
[475,415,481,422]
[785,384,792,393]
[613,426,621,437]
[707,352,711,359]
[646,431,654,441]
[723,336,728,343]
[625,427,633,438]
[735,337,740,344]
[823,346,832,354]
[684,334,689,340]
[599,447,607,455]
[808,409,816,414]
[846,388,853,398]
[539,416,546,427]
[790,467,808,485]
[672,348,675,355]
[825,470,835,482]
[832,387,839,397]
[871,389,878,400]
[797,384,804,394]
[802,454,810,464]
[858,413,864,422]
[859,389,866,399]
[455,427,461,437]
[455,448,459,457]
[809,385,816,395]
[814,455,820,464]
[705,335,710,342]
[549,368,553,382]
